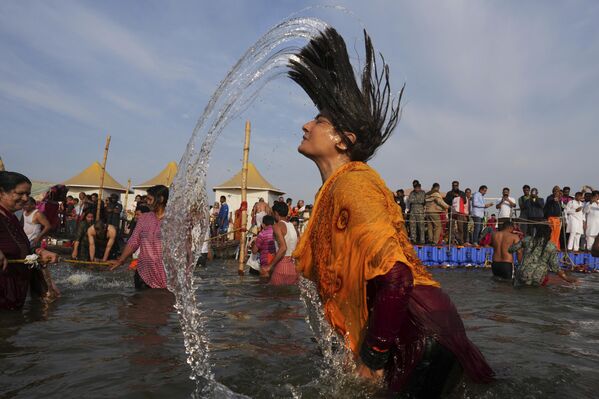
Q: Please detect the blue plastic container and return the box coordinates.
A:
[437,247,448,265]
[448,247,458,266]
[463,247,475,266]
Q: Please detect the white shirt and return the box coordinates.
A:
[585,201,599,236]
[496,197,516,218]
[566,200,585,234]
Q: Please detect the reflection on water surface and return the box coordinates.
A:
[0,262,597,398]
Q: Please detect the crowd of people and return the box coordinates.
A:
[397,180,599,254]
[0,170,172,311]
[207,194,311,286]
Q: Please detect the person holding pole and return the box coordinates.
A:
[0,171,60,310]
[288,27,493,396]
[108,185,168,289]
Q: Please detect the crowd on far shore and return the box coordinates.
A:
[394,180,599,253]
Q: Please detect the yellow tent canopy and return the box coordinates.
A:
[133,162,178,189]
[213,162,284,194]
[63,161,127,191]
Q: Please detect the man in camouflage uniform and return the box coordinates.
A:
[408,182,426,244]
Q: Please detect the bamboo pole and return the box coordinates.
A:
[96,135,111,221]
[124,178,131,214]
[8,258,111,266]
[63,259,112,266]
[238,121,251,275]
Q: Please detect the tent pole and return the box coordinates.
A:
[124,178,131,222]
[96,135,111,221]
[238,121,251,276]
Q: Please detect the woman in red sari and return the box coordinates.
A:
[0,171,59,310]
[288,28,493,396]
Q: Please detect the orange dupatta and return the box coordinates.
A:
[293,162,439,354]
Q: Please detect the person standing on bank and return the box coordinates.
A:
[288,27,493,396]
[523,188,545,237]
[108,185,168,289]
[518,185,531,236]
[496,187,516,225]
[544,186,563,250]
[425,183,449,245]
[471,185,494,244]
[565,192,585,252]
[584,191,599,251]
[407,182,426,244]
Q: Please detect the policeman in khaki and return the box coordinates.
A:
[408,181,426,244]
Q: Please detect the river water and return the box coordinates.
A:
[1,262,597,398]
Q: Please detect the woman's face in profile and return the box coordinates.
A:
[298,114,342,160]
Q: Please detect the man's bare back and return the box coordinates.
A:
[491,229,520,263]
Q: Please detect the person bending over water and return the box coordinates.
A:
[508,224,577,287]
[88,219,118,262]
[288,28,493,396]
[490,221,521,279]
[108,185,168,289]
[71,210,95,261]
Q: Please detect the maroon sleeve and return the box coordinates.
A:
[360,262,414,369]
[364,262,414,350]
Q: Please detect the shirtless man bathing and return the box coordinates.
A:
[490,220,521,279]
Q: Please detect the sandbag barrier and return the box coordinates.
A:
[413,245,599,272]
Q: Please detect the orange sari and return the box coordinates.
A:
[293,162,439,354]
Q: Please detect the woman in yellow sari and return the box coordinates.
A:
[289,28,493,396]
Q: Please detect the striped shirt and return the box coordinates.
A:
[126,212,167,288]
[255,226,276,267]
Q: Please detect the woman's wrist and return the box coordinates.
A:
[359,340,389,370]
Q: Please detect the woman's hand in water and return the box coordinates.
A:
[259,265,271,279]
[355,361,384,383]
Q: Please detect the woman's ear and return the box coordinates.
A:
[335,132,356,151]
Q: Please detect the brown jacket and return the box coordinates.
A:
[425,191,449,214]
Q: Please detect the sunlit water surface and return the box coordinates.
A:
[1,262,597,398]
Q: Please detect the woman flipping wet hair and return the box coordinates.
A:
[289,28,494,396]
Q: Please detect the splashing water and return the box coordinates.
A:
[160,17,364,397]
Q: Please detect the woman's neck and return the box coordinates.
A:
[154,207,165,219]
[313,156,351,183]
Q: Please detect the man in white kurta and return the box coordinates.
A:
[566,192,585,251]
[584,191,599,251]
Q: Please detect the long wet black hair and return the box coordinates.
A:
[531,224,552,255]
[289,27,403,162]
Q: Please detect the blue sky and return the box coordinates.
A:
[1,0,598,202]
